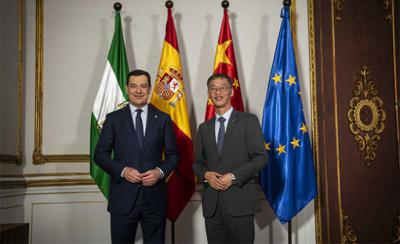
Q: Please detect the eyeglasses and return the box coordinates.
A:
[208,86,231,93]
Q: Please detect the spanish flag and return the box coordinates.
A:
[150,7,195,222]
[205,8,244,120]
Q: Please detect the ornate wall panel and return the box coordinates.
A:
[310,0,400,243]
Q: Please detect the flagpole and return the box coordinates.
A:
[284,3,293,244]
[288,220,292,244]
[165,2,176,243]
[283,1,292,244]
[113,2,121,12]
[221,0,229,9]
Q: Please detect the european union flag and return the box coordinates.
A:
[258,6,317,224]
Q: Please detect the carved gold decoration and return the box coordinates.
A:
[334,0,346,24]
[393,216,400,243]
[348,66,386,166]
[382,0,392,23]
[343,214,357,243]
[33,0,89,164]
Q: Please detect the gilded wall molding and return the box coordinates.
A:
[0,179,94,189]
[343,213,357,243]
[347,66,386,166]
[334,0,346,24]
[26,179,94,187]
[1,0,24,165]
[0,172,89,178]
[391,0,400,180]
[307,0,323,243]
[33,0,89,164]
[331,0,345,241]
[393,216,400,243]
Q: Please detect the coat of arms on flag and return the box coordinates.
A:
[155,68,184,107]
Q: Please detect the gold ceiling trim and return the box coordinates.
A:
[348,65,386,166]
[33,0,89,164]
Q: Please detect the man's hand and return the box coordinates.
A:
[204,171,224,191]
[122,167,142,183]
[141,168,161,186]
[219,173,234,190]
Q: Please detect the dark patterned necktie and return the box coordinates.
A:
[217,117,226,154]
[135,109,144,149]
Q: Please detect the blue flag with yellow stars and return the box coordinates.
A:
[258,6,317,224]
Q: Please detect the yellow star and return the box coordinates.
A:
[286,75,296,86]
[276,144,286,155]
[233,78,240,89]
[300,123,308,134]
[290,137,300,149]
[272,73,282,84]
[264,142,270,151]
[213,40,232,71]
[207,98,213,105]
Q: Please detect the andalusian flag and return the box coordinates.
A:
[150,7,195,222]
[90,10,128,198]
[205,8,244,120]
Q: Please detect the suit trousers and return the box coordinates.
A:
[205,192,255,244]
[111,189,166,244]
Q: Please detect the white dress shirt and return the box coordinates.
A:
[214,106,233,143]
[129,103,148,135]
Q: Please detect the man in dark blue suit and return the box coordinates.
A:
[94,69,179,244]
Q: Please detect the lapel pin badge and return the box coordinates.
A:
[155,115,158,119]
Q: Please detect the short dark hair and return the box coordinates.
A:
[206,73,233,87]
[126,69,151,86]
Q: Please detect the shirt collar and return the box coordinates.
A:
[129,103,148,115]
[215,106,233,122]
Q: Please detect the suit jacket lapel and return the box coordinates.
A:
[220,109,238,156]
[142,105,157,152]
[205,118,219,158]
[122,105,141,152]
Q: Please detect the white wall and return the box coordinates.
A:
[0,0,19,155]
[0,0,316,243]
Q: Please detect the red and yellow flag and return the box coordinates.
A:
[205,8,244,120]
[150,8,195,222]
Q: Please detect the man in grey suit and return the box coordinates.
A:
[193,73,268,244]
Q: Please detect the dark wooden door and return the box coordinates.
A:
[310,0,400,243]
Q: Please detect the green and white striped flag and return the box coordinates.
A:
[90,10,128,198]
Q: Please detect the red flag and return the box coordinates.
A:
[205,9,244,120]
[150,8,195,222]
